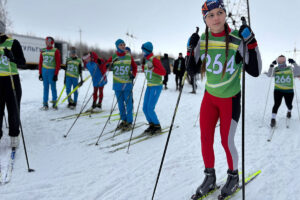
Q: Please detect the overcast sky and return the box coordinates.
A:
[5,0,300,71]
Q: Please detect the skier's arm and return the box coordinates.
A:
[38,52,43,75]
[152,57,166,76]
[288,59,300,77]
[130,56,137,77]
[98,58,107,75]
[267,66,275,77]
[238,41,262,77]
[54,49,61,76]
[79,63,83,81]
[11,39,26,66]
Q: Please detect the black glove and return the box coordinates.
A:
[53,75,58,82]
[39,74,43,81]
[272,60,277,65]
[78,80,84,87]
[64,77,66,84]
[129,73,135,80]
[288,58,295,64]
[112,57,119,63]
[4,48,14,61]
[187,33,200,52]
[239,25,255,44]
[97,58,102,65]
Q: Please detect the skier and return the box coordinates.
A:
[0,19,26,148]
[82,51,107,109]
[173,53,186,90]
[141,42,166,134]
[64,47,83,109]
[105,39,137,131]
[267,55,300,127]
[38,36,61,110]
[187,0,262,198]
[161,53,171,90]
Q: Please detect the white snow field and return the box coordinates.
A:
[0,69,300,200]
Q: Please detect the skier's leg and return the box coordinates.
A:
[284,92,294,111]
[6,75,22,138]
[98,87,103,105]
[0,79,5,139]
[219,93,240,171]
[200,92,219,169]
[49,69,57,101]
[66,77,72,102]
[143,87,152,123]
[124,90,133,124]
[73,77,79,103]
[272,90,284,116]
[146,86,162,125]
[115,90,126,121]
[42,68,49,105]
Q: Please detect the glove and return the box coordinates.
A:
[270,60,277,68]
[288,58,295,64]
[78,80,84,87]
[238,25,255,44]
[112,57,119,63]
[129,73,135,80]
[187,33,200,52]
[142,58,146,65]
[97,58,102,65]
[53,75,58,82]
[4,48,14,61]
[39,74,43,81]
[64,77,66,84]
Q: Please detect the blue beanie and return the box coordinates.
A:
[115,39,125,53]
[141,42,153,56]
[202,0,226,20]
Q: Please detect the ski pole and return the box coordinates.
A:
[260,68,274,127]
[55,84,66,107]
[3,111,8,128]
[241,16,247,200]
[293,77,300,120]
[126,76,146,153]
[151,27,199,200]
[63,70,109,138]
[193,112,200,127]
[7,60,34,173]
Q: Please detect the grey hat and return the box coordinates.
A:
[0,20,6,34]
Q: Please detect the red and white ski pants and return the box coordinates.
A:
[200,91,241,171]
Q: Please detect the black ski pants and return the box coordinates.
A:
[0,75,22,139]
[175,74,183,88]
[272,90,294,114]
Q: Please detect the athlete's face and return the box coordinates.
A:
[205,8,226,33]
[118,43,126,51]
[278,56,286,64]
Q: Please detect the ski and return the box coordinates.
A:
[107,126,179,153]
[267,127,276,142]
[84,122,147,145]
[190,170,260,200]
[217,170,261,200]
[50,109,104,121]
[2,147,17,184]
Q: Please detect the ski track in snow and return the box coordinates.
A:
[0,70,300,200]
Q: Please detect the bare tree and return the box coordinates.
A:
[0,0,12,31]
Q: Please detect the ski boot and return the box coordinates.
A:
[287,111,291,119]
[122,122,133,132]
[191,168,216,200]
[10,136,20,148]
[150,124,162,135]
[144,123,154,134]
[96,103,102,109]
[218,169,239,199]
[67,102,72,108]
[41,104,49,111]
[52,101,58,110]
[116,121,127,130]
[270,118,276,128]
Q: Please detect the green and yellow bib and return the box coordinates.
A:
[112,53,132,84]
[274,66,294,91]
[0,38,18,76]
[42,48,57,69]
[144,56,163,86]
[199,30,242,98]
[66,57,81,78]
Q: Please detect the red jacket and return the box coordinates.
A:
[38,46,61,75]
[142,53,166,76]
[106,51,137,77]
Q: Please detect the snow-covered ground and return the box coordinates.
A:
[0,70,300,200]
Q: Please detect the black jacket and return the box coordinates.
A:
[173,57,186,76]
